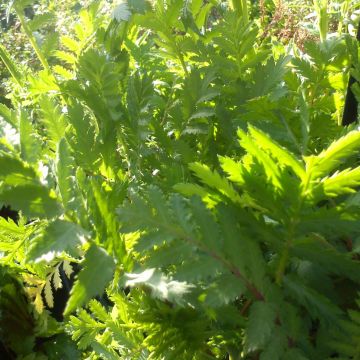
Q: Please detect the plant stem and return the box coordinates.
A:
[337,0,350,35]
[276,161,312,285]
[230,0,249,24]
[241,0,249,24]
[314,0,328,42]
[277,111,302,154]
[0,44,23,87]
[275,244,289,285]
[14,4,50,71]
[178,51,189,76]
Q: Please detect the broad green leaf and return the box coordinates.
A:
[0,216,24,237]
[260,329,287,360]
[319,167,360,198]
[174,182,209,198]
[38,97,67,146]
[218,204,267,290]
[118,193,155,232]
[284,275,343,323]
[168,194,195,236]
[44,278,54,308]
[194,3,213,28]
[28,12,54,32]
[181,1,201,35]
[238,129,282,189]
[91,341,120,360]
[204,273,247,307]
[56,138,81,212]
[189,196,221,251]
[247,126,305,179]
[306,130,360,179]
[41,32,59,58]
[0,153,37,185]
[60,36,79,53]
[0,104,18,129]
[127,0,151,14]
[90,178,126,259]
[0,184,61,219]
[219,156,245,185]
[19,110,41,164]
[291,236,360,283]
[64,245,115,316]
[250,56,291,97]
[55,50,77,64]
[0,44,23,86]
[52,65,74,79]
[127,74,141,125]
[189,162,244,205]
[65,103,101,170]
[27,219,87,262]
[146,186,172,225]
[175,254,223,282]
[297,207,360,236]
[66,309,100,350]
[28,70,60,95]
[244,301,277,353]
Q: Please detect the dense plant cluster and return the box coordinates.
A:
[1,0,360,359]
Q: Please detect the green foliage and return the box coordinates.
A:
[0,0,360,359]
[27,219,87,262]
[65,244,116,316]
